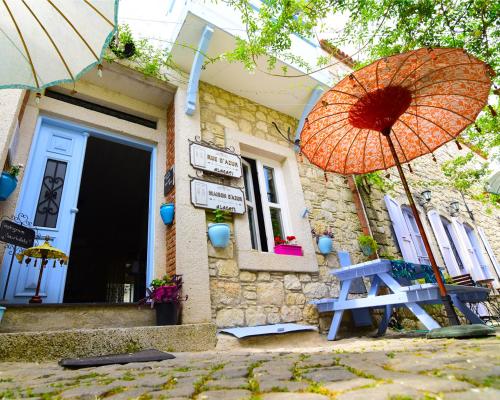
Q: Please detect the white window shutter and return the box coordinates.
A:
[477,227,500,281]
[427,210,461,277]
[384,195,418,263]
[451,219,482,281]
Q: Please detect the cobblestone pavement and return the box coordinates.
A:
[0,335,499,399]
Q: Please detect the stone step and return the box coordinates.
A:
[0,323,217,361]
[0,303,155,332]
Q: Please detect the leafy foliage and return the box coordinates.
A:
[354,171,395,193]
[212,209,232,223]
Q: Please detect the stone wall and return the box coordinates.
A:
[197,81,500,331]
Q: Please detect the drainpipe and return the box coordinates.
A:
[347,175,372,237]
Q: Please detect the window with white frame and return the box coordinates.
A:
[440,216,467,274]
[464,224,492,280]
[242,156,290,252]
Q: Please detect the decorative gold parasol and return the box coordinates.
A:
[16,238,68,303]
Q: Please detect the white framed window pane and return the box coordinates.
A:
[269,207,284,240]
[441,217,465,272]
[403,209,429,264]
[248,205,258,250]
[263,166,278,203]
[243,163,251,200]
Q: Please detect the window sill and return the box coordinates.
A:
[238,249,318,273]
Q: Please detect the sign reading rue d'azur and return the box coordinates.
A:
[190,142,242,178]
[190,179,245,214]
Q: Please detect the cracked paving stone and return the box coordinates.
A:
[258,378,309,392]
[197,389,252,399]
[322,377,377,392]
[444,388,500,399]
[59,383,125,399]
[106,387,150,399]
[335,383,420,400]
[260,393,330,399]
[212,367,248,379]
[302,366,356,382]
[205,377,248,389]
[392,373,473,392]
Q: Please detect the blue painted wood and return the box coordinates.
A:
[450,294,485,325]
[405,302,440,330]
[294,85,325,150]
[377,305,392,336]
[0,120,88,303]
[185,25,214,116]
[327,278,352,340]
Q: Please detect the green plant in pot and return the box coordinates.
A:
[208,209,232,248]
[139,274,187,326]
[109,25,136,59]
[358,234,378,257]
[0,164,23,201]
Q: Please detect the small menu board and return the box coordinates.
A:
[0,220,35,248]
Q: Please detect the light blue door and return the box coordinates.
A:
[0,119,88,303]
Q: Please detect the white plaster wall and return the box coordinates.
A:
[0,79,168,291]
[0,89,24,168]
[173,87,212,324]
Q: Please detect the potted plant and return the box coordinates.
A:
[0,164,22,201]
[274,235,303,256]
[208,209,231,248]
[160,203,175,225]
[139,274,187,326]
[358,234,378,257]
[311,222,334,255]
[109,25,136,59]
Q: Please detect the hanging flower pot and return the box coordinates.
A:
[208,223,231,248]
[317,236,333,255]
[160,203,175,225]
[358,234,378,257]
[0,172,17,201]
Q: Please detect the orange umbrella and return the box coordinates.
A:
[300,48,493,326]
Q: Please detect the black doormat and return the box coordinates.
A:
[59,349,175,368]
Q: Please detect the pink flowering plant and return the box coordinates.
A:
[139,274,187,308]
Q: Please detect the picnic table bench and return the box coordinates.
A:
[312,258,490,340]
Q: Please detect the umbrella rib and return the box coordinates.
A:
[408,62,485,88]
[301,116,350,148]
[310,101,355,113]
[404,111,458,140]
[375,59,381,89]
[46,0,99,61]
[307,120,351,159]
[387,51,416,87]
[83,0,114,26]
[2,0,40,88]
[361,130,371,173]
[307,111,349,127]
[413,93,485,103]
[343,128,363,174]
[378,132,388,170]
[398,48,458,86]
[328,88,361,99]
[323,125,356,171]
[350,73,369,95]
[415,78,490,92]
[397,117,432,155]
[410,104,474,122]
[21,0,75,81]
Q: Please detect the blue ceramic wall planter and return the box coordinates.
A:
[0,306,5,324]
[208,223,230,248]
[160,203,175,225]
[0,172,18,201]
[317,236,333,255]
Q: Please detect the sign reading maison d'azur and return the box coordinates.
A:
[190,179,245,214]
[190,142,242,178]
[0,220,35,248]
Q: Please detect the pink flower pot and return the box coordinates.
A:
[274,244,303,256]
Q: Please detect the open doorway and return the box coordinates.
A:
[63,136,151,303]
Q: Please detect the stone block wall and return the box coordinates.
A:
[197,81,500,330]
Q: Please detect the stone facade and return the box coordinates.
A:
[197,81,500,331]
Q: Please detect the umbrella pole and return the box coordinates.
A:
[383,128,460,326]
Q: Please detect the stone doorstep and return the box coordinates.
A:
[0,303,156,333]
[0,323,217,362]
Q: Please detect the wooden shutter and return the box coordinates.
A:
[477,227,500,281]
[384,195,418,263]
[452,219,483,281]
[427,210,461,277]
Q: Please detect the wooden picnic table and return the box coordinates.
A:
[312,258,490,340]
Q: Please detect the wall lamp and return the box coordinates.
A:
[418,189,432,206]
[449,201,460,216]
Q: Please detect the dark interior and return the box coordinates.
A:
[63,136,150,303]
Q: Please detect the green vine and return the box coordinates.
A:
[354,171,395,194]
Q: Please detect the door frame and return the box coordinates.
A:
[12,115,157,301]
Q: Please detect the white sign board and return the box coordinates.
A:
[190,142,242,178]
[190,179,245,214]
